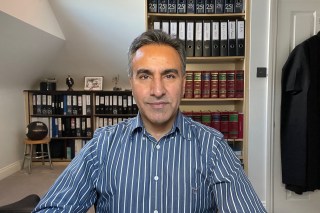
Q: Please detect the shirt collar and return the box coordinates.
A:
[130,110,190,140]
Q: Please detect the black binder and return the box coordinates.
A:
[205,0,215,13]
[72,95,78,115]
[220,20,228,56]
[148,0,158,13]
[224,0,234,13]
[234,0,244,13]
[186,21,195,57]
[195,0,205,14]
[195,21,203,56]
[187,0,195,13]
[236,19,245,56]
[99,95,105,114]
[95,95,100,114]
[203,20,211,56]
[41,94,47,115]
[228,20,236,56]
[168,0,177,13]
[178,20,186,47]
[215,0,224,14]
[170,20,178,39]
[211,20,220,56]
[177,0,187,13]
[47,95,53,115]
[158,0,168,13]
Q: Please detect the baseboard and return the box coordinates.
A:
[0,161,21,181]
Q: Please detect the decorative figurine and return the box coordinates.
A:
[66,75,74,91]
[112,75,122,91]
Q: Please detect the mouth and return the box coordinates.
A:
[148,101,168,109]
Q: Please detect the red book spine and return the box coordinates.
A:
[184,71,194,98]
[211,111,221,131]
[238,112,244,139]
[201,71,211,98]
[226,70,235,98]
[218,71,227,98]
[228,111,239,139]
[201,111,211,127]
[210,71,219,98]
[220,111,229,138]
[235,70,244,98]
[193,71,202,98]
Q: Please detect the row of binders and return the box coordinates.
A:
[31,117,93,138]
[49,139,89,159]
[95,94,138,115]
[148,0,245,14]
[183,110,243,139]
[96,117,133,129]
[153,19,245,57]
[184,70,244,99]
[33,94,92,116]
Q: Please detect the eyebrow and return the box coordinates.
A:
[136,68,179,76]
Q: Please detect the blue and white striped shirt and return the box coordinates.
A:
[34,111,266,213]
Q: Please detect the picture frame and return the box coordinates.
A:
[84,76,103,91]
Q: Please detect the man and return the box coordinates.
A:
[33,30,266,212]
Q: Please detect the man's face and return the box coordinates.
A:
[130,44,186,131]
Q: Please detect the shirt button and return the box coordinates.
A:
[156,144,160,149]
[154,176,159,181]
[154,210,158,213]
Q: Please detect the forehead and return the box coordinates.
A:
[132,44,181,64]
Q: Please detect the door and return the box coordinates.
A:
[272,0,320,212]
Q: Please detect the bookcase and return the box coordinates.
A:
[24,90,136,161]
[146,0,250,172]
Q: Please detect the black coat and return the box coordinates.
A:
[281,32,320,194]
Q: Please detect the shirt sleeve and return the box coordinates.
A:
[32,133,102,213]
[210,138,267,213]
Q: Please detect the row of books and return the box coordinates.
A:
[148,0,245,14]
[183,111,243,139]
[32,94,92,116]
[184,70,244,99]
[31,117,93,138]
[153,19,245,57]
[95,94,138,115]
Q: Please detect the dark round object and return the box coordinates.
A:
[26,121,48,140]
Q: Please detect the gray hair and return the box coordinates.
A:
[127,29,186,77]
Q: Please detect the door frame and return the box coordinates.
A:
[266,0,278,212]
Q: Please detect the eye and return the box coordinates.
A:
[138,74,150,80]
[165,74,176,79]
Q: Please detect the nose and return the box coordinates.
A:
[150,76,165,97]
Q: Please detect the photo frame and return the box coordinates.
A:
[84,76,103,91]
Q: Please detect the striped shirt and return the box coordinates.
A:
[33,111,266,213]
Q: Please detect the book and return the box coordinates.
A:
[187,0,195,13]
[226,70,235,98]
[72,95,78,115]
[228,111,238,138]
[236,19,245,56]
[218,71,227,98]
[158,0,168,13]
[215,0,224,14]
[211,111,221,131]
[203,20,211,56]
[201,71,211,98]
[210,71,219,98]
[194,21,203,56]
[201,111,211,127]
[168,0,177,13]
[193,71,202,98]
[238,112,244,138]
[234,0,244,13]
[148,0,158,13]
[205,0,215,13]
[177,0,187,13]
[235,70,244,98]
[227,20,236,56]
[195,0,205,13]
[184,71,194,98]
[224,0,234,13]
[220,111,229,138]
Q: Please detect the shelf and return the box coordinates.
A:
[182,98,244,102]
[94,114,136,117]
[31,114,91,117]
[186,56,245,63]
[51,137,92,140]
[147,13,245,18]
